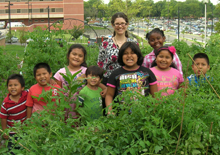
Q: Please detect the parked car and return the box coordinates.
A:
[128,25,135,31]
[7,36,19,43]
[88,38,97,47]
[26,38,34,44]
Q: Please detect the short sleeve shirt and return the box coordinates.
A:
[107,66,157,97]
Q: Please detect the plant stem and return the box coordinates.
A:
[206,122,213,155]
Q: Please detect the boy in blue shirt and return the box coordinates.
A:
[187,53,210,85]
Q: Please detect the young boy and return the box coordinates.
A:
[187,53,210,85]
[78,66,104,121]
[26,63,60,118]
[0,74,28,151]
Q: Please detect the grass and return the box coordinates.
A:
[4,44,26,59]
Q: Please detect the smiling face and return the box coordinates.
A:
[35,68,52,87]
[155,50,173,71]
[192,58,210,77]
[7,79,24,98]
[112,17,128,36]
[86,74,101,89]
[148,32,165,50]
[122,47,139,70]
[68,48,84,69]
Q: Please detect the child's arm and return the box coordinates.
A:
[1,118,9,139]
[98,83,107,98]
[105,86,115,115]
[55,79,62,88]
[150,84,158,98]
[26,107,33,118]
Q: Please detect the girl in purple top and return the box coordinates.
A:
[150,46,184,96]
[106,42,158,114]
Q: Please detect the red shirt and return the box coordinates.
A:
[0,90,28,128]
[26,83,60,113]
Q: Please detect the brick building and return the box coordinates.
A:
[0,0,84,31]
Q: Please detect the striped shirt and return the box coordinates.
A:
[0,90,28,128]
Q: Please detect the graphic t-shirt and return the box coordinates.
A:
[78,86,102,121]
[150,67,184,96]
[107,66,157,97]
[26,83,60,113]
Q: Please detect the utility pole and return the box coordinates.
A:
[178,7,180,42]
[47,6,50,31]
[25,1,30,25]
[5,1,13,44]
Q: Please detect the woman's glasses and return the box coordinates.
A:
[114,22,127,27]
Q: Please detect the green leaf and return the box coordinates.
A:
[84,144,92,153]
[139,140,145,148]
[155,145,163,153]
[95,148,101,155]
[192,149,201,155]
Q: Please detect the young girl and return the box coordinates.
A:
[142,28,183,76]
[150,46,184,96]
[54,44,87,118]
[105,42,158,114]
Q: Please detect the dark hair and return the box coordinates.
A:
[7,74,25,88]
[151,46,177,69]
[118,42,143,66]
[33,63,51,77]
[146,28,165,40]
[111,12,129,38]
[86,66,103,79]
[67,44,87,67]
[193,53,209,65]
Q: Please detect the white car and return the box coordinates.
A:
[8,36,18,43]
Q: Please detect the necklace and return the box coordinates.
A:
[114,37,127,48]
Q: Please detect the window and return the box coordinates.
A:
[51,8,55,12]
[5,10,9,13]
[41,20,44,22]
[17,9,21,13]
[35,20,38,22]
[40,9,44,12]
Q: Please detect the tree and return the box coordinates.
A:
[69,25,84,40]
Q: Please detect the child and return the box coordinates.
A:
[105,42,158,114]
[26,63,61,118]
[54,44,106,118]
[150,46,184,96]
[187,53,210,85]
[78,66,103,121]
[0,74,28,152]
[142,28,183,75]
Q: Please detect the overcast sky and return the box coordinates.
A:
[84,0,219,5]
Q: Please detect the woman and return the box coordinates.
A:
[98,12,138,85]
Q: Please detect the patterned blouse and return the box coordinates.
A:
[97,38,138,78]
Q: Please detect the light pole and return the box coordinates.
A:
[5,1,13,44]
[204,0,208,45]
[47,6,50,31]
[25,1,30,26]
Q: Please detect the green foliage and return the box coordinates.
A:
[69,25,84,40]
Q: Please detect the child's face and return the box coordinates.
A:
[35,68,52,87]
[192,58,210,77]
[148,32,165,50]
[86,74,101,87]
[122,47,139,70]
[68,48,84,68]
[156,50,173,71]
[7,79,24,98]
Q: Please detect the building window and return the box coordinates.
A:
[40,9,44,12]
[20,20,24,22]
[41,20,44,22]
[35,20,38,22]
[51,8,55,12]
[5,10,9,13]
[51,19,54,22]
[17,9,21,13]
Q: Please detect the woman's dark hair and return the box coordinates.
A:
[151,46,177,69]
[7,74,25,88]
[111,12,129,38]
[67,44,87,67]
[118,42,143,66]
[146,28,165,40]
[86,66,103,79]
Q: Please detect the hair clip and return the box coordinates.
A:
[168,46,176,54]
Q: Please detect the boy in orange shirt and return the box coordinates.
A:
[26,63,60,118]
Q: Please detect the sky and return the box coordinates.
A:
[96,0,219,5]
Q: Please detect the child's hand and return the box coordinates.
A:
[49,79,57,85]
[3,134,9,140]
[100,88,107,98]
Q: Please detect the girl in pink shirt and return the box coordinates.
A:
[150,46,184,96]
